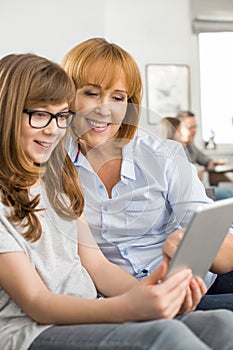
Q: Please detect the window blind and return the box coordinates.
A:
[191,0,233,33]
[193,19,233,33]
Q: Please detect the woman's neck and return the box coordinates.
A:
[79,140,122,165]
[79,140,122,198]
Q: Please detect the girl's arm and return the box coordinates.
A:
[0,248,194,325]
[78,215,205,312]
[77,215,138,297]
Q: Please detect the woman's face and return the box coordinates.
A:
[73,72,128,151]
[21,103,68,164]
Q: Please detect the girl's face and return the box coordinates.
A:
[73,72,128,151]
[21,103,68,164]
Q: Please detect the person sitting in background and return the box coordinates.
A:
[159,117,215,201]
[177,110,233,201]
[159,115,233,309]
[159,116,181,141]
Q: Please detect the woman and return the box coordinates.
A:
[1,53,231,350]
[62,37,233,311]
[159,116,182,141]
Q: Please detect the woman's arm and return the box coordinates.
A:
[163,230,233,273]
[210,233,233,273]
[166,142,212,228]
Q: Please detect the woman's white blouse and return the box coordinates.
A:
[67,133,215,286]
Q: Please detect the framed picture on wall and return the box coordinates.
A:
[146,64,190,124]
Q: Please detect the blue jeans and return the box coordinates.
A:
[28,310,233,350]
[197,270,233,311]
[214,187,233,201]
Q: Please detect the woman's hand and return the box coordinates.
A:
[177,277,207,314]
[162,229,185,263]
[207,159,227,169]
[162,230,207,314]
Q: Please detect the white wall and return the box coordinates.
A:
[0,0,105,61]
[105,0,201,140]
[0,0,202,141]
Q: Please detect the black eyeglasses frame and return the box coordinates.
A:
[23,109,76,129]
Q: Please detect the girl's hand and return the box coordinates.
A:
[122,261,193,321]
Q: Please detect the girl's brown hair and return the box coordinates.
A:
[0,53,84,241]
[62,37,143,145]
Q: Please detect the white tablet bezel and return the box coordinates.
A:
[164,197,233,279]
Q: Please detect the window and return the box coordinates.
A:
[198,32,233,145]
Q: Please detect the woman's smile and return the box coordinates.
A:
[86,118,110,132]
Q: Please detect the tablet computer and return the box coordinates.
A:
[165,197,233,279]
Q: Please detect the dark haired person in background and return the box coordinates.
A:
[177,110,233,201]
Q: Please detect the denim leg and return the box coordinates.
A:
[207,270,233,294]
[179,309,233,350]
[29,319,211,350]
[196,294,233,311]
[196,270,233,311]
[214,187,233,200]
